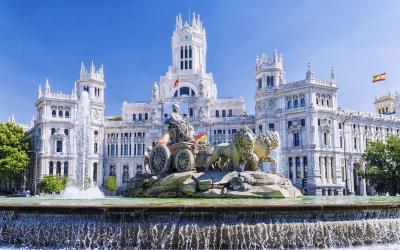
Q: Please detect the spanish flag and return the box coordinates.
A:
[373,73,386,83]
[195,132,207,144]
[174,75,180,88]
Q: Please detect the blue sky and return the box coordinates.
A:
[1,1,400,123]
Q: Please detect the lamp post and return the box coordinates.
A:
[336,108,354,195]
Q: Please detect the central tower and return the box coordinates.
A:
[159,13,217,100]
[172,13,207,74]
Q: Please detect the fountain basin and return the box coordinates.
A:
[1,197,400,249]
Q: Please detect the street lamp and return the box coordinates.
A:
[336,108,354,196]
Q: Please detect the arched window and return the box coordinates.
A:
[189,46,192,58]
[180,47,183,59]
[316,98,319,105]
[56,161,61,177]
[300,98,305,107]
[288,158,293,179]
[51,128,56,135]
[288,121,292,128]
[64,129,69,136]
[295,157,301,179]
[65,111,70,118]
[191,89,195,96]
[49,161,54,175]
[185,46,188,58]
[294,99,299,108]
[378,109,381,114]
[94,143,98,154]
[52,110,57,117]
[287,100,292,109]
[58,110,63,117]
[327,100,330,107]
[93,163,97,182]
[64,161,69,177]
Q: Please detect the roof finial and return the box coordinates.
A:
[331,66,336,81]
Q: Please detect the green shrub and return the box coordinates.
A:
[38,175,64,194]
[105,176,117,193]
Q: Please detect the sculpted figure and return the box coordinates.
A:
[164,104,195,144]
[207,126,259,171]
[246,131,280,170]
[152,82,159,101]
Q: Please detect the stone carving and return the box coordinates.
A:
[207,127,280,171]
[152,82,159,101]
[126,171,302,198]
[199,80,205,96]
[151,108,159,123]
[207,126,258,171]
[130,108,302,199]
[164,104,195,144]
[198,107,207,121]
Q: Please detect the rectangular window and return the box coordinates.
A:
[354,137,357,149]
[257,78,262,89]
[340,137,343,148]
[132,114,136,121]
[185,61,188,69]
[189,60,192,69]
[323,133,328,146]
[301,119,306,127]
[215,110,219,117]
[268,123,275,131]
[180,61,183,69]
[222,110,226,117]
[189,108,193,117]
[139,113,142,120]
[56,140,63,153]
[145,113,148,120]
[294,133,300,147]
[228,109,232,117]
[124,144,129,156]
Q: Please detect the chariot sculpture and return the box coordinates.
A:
[147,104,279,174]
[148,104,213,173]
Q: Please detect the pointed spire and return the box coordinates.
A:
[331,66,336,81]
[38,84,42,98]
[72,81,77,98]
[45,78,50,95]
[273,49,278,61]
[90,61,95,73]
[80,61,86,79]
[30,115,35,127]
[8,114,15,123]
[306,62,315,80]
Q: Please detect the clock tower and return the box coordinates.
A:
[172,13,207,75]
[159,13,217,100]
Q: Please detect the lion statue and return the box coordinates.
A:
[246,131,280,170]
[207,126,259,171]
[207,127,280,171]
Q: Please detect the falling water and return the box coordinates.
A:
[61,91,104,199]
[76,91,90,189]
[2,207,400,249]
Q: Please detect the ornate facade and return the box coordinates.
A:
[24,13,400,196]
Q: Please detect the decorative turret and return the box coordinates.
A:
[306,62,315,80]
[255,50,285,90]
[79,61,104,82]
[8,114,15,123]
[330,66,336,82]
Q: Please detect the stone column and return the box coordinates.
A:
[326,157,332,183]
[320,157,325,183]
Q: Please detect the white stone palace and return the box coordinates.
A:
[18,13,400,196]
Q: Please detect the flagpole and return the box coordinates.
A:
[385,73,389,95]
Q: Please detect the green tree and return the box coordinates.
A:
[362,135,400,195]
[37,175,64,194]
[0,122,30,181]
[105,176,117,194]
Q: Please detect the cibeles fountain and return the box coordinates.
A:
[61,90,104,199]
[126,103,302,199]
[2,104,400,249]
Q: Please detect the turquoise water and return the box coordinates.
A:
[1,195,400,207]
